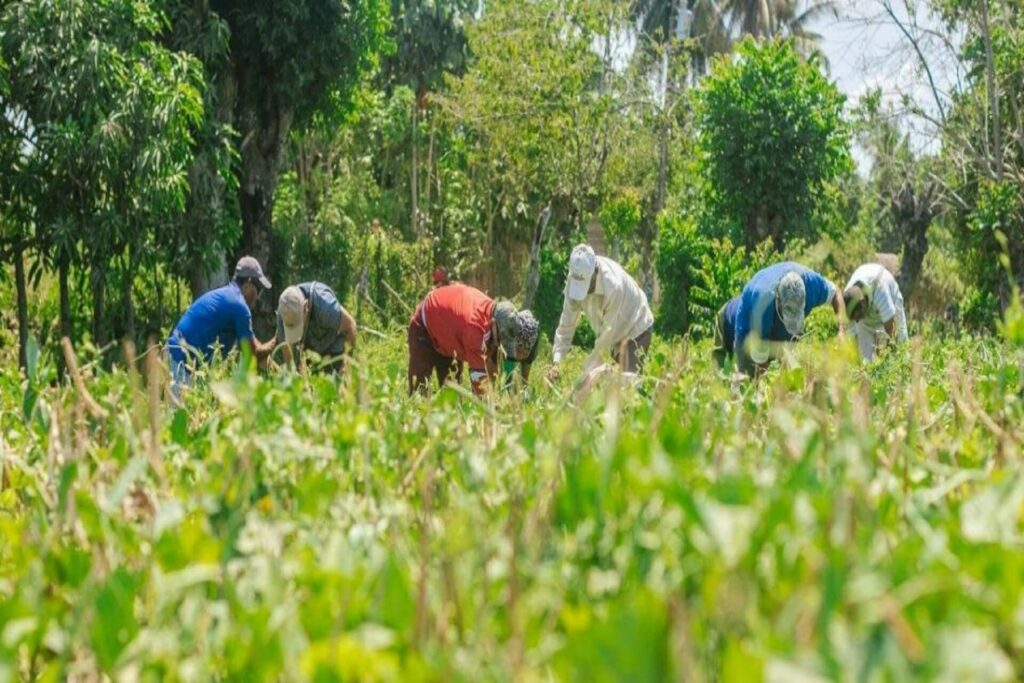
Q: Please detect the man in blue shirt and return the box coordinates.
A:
[714,261,847,375]
[167,256,276,398]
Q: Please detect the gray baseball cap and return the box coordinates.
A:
[776,271,806,337]
[235,256,272,290]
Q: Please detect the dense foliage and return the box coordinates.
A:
[4,0,1020,362]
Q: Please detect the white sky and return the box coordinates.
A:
[810,0,964,166]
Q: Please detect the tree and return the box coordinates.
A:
[933,0,1024,314]
[852,88,940,301]
[442,0,632,297]
[718,0,840,50]
[379,0,473,239]
[161,0,389,313]
[0,0,205,359]
[693,38,852,250]
[630,0,730,76]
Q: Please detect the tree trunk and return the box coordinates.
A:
[411,100,419,238]
[92,263,107,348]
[237,107,293,270]
[14,245,28,372]
[236,97,294,337]
[891,184,936,310]
[188,253,228,298]
[155,269,164,333]
[424,109,435,220]
[645,114,670,301]
[186,68,237,298]
[523,206,552,309]
[979,0,1003,181]
[122,248,136,343]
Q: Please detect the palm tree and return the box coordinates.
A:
[630,0,730,77]
[630,0,840,69]
[721,0,841,56]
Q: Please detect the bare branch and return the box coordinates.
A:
[882,0,948,123]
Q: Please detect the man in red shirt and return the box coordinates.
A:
[408,283,537,395]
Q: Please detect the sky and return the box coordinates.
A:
[810,0,964,164]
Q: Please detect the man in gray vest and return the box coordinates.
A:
[275,282,357,373]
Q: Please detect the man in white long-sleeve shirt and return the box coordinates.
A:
[547,244,655,382]
[843,263,908,360]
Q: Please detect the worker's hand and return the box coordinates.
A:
[837,324,847,340]
[546,364,560,383]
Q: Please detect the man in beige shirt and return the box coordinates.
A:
[547,244,655,382]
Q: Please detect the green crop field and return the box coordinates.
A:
[2,330,1023,681]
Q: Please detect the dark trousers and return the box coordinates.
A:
[615,325,653,373]
[712,304,732,369]
[407,310,462,394]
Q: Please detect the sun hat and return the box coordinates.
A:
[235,256,272,289]
[776,271,806,338]
[278,286,307,346]
[567,244,597,301]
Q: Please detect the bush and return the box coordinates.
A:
[656,213,774,339]
[284,230,354,303]
[962,287,1000,333]
[655,214,701,336]
[354,234,432,329]
[959,180,1024,312]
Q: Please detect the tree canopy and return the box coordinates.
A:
[694,37,851,250]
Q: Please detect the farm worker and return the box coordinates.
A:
[842,263,908,360]
[275,282,357,373]
[714,261,846,375]
[408,283,539,395]
[167,256,276,397]
[546,244,654,382]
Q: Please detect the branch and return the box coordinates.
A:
[60,337,109,420]
[0,235,40,261]
[883,0,948,123]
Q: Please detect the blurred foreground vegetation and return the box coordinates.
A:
[2,327,1024,681]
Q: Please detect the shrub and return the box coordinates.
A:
[287,230,354,303]
[656,212,773,339]
[654,214,700,336]
[962,287,1000,333]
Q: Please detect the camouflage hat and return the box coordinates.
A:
[492,300,520,358]
[514,309,540,362]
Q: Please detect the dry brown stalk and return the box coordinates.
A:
[60,337,108,420]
